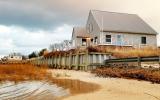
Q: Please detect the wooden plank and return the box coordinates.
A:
[89,52,111,55]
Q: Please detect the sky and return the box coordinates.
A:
[0,0,160,56]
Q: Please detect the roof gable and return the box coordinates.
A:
[90,10,157,35]
[72,27,93,38]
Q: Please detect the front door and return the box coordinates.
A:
[82,38,87,46]
[117,35,122,46]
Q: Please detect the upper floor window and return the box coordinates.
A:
[87,23,93,33]
[141,37,146,44]
[106,35,111,43]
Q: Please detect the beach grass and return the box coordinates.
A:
[0,64,52,82]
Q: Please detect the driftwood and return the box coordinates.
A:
[144,92,160,100]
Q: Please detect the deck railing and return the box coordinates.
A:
[104,56,160,67]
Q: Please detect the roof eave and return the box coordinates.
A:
[101,30,157,35]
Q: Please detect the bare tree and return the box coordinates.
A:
[59,42,65,51]
[49,44,56,51]
[49,43,60,51]
[63,40,72,50]
[49,40,72,51]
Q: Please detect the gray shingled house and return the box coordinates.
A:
[72,10,158,48]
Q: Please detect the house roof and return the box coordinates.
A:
[72,27,93,38]
[91,10,158,35]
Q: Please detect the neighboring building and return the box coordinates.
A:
[72,10,158,48]
[7,53,22,61]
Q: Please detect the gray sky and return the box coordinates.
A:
[0,0,159,56]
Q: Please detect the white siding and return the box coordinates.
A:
[100,32,157,48]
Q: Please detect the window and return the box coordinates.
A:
[89,24,93,33]
[106,35,111,43]
[141,37,146,44]
[94,37,98,44]
[82,38,86,46]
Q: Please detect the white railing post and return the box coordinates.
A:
[158,56,160,69]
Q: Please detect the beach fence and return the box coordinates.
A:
[104,56,160,68]
[30,50,111,71]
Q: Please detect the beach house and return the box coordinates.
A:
[72,10,158,48]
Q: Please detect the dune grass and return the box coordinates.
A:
[92,67,160,84]
[45,46,160,59]
[113,48,160,58]
[88,46,160,58]
[0,64,52,82]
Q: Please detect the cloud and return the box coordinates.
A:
[0,24,72,55]
[0,0,159,34]
[0,0,91,30]
[0,0,160,32]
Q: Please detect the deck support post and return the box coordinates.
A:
[85,49,89,71]
[137,57,141,68]
[75,51,79,70]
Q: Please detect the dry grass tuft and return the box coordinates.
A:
[92,67,160,84]
[0,64,52,82]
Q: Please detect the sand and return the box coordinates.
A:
[50,69,160,100]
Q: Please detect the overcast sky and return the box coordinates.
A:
[0,0,160,56]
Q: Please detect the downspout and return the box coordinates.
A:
[100,15,104,44]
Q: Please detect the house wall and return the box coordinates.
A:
[72,31,83,48]
[100,32,157,48]
[71,31,77,47]
[74,38,82,47]
[86,11,101,44]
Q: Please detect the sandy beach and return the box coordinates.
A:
[50,69,160,100]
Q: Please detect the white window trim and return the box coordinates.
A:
[141,36,147,45]
[105,34,112,45]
